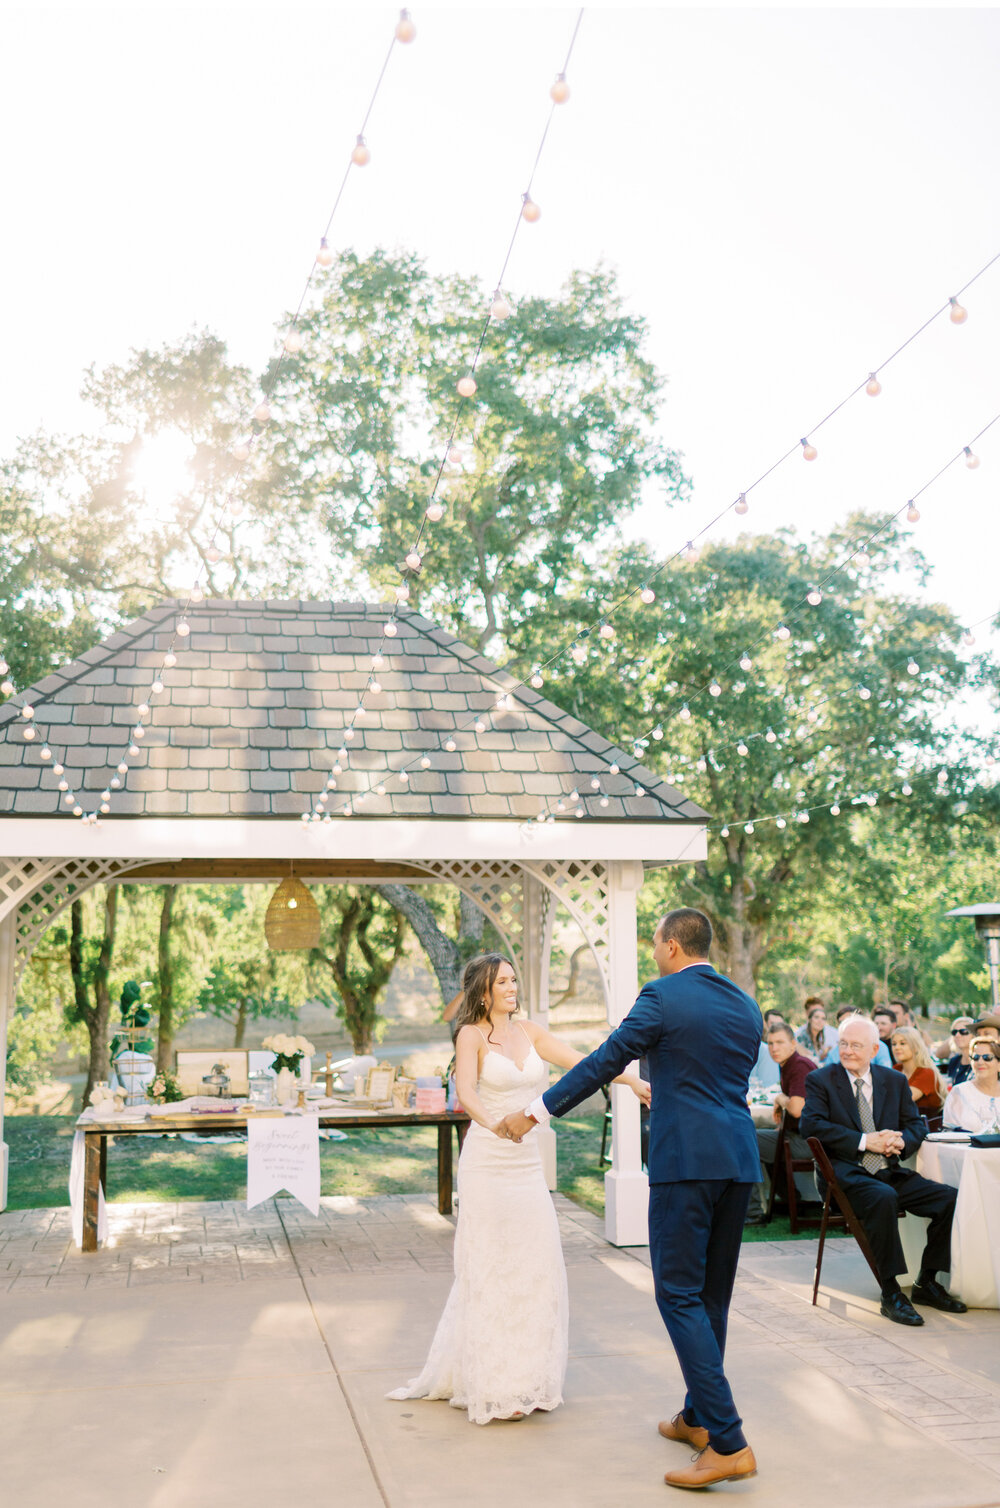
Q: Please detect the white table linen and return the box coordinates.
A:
[898,1140,1000,1307]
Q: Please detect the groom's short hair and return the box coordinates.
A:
[656,908,712,958]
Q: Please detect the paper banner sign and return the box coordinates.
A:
[247,1115,320,1216]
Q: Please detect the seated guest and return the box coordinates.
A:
[746,1022,816,1222]
[972,1013,1000,1043]
[943,1037,1000,1132]
[796,999,838,1064]
[800,1014,967,1326]
[827,1008,892,1068]
[889,999,933,1049]
[889,1026,946,1113]
[874,1007,897,1048]
[751,1010,785,1089]
[943,1017,976,1086]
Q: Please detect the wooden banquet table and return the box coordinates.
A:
[76,1107,470,1253]
[898,1138,1000,1307]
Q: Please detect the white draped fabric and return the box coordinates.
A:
[899,1141,1000,1307]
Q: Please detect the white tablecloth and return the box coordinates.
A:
[898,1140,1000,1307]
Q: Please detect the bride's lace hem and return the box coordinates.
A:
[386,1384,563,1426]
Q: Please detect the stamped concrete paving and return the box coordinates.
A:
[2,1194,999,1508]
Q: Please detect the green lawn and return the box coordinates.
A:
[3,1112,843,1243]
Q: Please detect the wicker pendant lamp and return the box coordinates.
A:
[265,874,321,950]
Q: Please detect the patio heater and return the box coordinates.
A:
[945,903,1000,1011]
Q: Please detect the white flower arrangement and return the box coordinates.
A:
[261,1033,315,1071]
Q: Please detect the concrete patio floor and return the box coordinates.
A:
[2,1194,1000,1508]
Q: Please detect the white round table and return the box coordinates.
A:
[898,1139,1000,1308]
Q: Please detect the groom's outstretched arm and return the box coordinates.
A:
[502,985,663,1140]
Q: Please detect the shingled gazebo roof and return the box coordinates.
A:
[0,599,706,826]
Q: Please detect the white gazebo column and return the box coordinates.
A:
[604,859,648,1246]
[0,912,16,1209]
[521,871,557,1190]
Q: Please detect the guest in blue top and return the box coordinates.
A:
[944,1017,976,1085]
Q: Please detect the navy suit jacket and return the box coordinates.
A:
[541,962,762,1183]
[799,1061,927,1172]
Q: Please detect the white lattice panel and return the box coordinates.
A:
[416,860,525,974]
[526,859,612,1006]
[1,857,148,986]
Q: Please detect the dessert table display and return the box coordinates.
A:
[70,1096,470,1252]
[898,1134,1000,1307]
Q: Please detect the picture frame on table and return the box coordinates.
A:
[365,1064,396,1103]
[175,1049,250,1097]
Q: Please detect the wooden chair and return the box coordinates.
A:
[806,1136,883,1305]
[764,1111,824,1233]
[598,1085,613,1168]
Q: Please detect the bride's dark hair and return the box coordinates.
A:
[453,952,518,1043]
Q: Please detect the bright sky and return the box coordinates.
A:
[4,1,999,673]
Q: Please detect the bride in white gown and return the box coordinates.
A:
[388,952,649,1425]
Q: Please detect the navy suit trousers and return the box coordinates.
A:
[647,1180,752,1455]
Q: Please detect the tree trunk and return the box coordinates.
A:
[155,885,177,1072]
[233,997,248,1048]
[77,888,119,1103]
[375,883,484,1004]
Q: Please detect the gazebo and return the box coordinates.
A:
[0,599,707,1242]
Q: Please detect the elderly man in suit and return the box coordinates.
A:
[800,1013,967,1326]
[499,907,761,1491]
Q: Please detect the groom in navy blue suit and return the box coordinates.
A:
[500,908,762,1491]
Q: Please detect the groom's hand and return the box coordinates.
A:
[499,1110,537,1143]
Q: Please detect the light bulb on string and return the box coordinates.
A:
[906,502,921,523]
[708,681,722,697]
[395,9,416,42]
[100,803,110,815]
[556,800,566,813]
[384,621,398,637]
[447,446,462,465]
[117,762,128,775]
[151,679,164,695]
[163,652,177,668]
[228,497,244,519]
[53,762,64,776]
[190,586,204,604]
[395,583,410,602]
[206,546,222,565]
[609,763,620,775]
[445,739,457,752]
[765,729,777,743]
[128,743,139,756]
[598,623,615,641]
[426,501,444,523]
[40,745,51,761]
[776,625,791,641]
[420,756,431,769]
[652,726,664,740]
[801,439,818,461]
[830,803,841,816]
[232,441,251,462]
[530,668,544,689]
[575,807,584,818]
[316,237,333,268]
[570,643,587,665]
[489,290,512,321]
[521,194,541,223]
[23,726,35,741]
[964,447,980,470]
[737,742,749,757]
[475,719,486,733]
[101,789,110,801]
[684,540,700,562]
[550,72,570,103]
[599,796,609,808]
[719,825,730,838]
[1,680,13,696]
[696,759,707,773]
[858,687,871,700]
[403,551,421,573]
[590,777,601,791]
[177,620,190,637]
[744,822,755,835]
[253,401,272,425]
[457,374,477,398]
[806,587,822,606]
[640,585,655,604]
[110,777,121,789]
[734,493,749,516]
[901,782,913,796]
[679,705,691,721]
[949,297,968,324]
[73,806,83,818]
[962,629,975,647]
[775,817,787,829]
[798,811,810,823]
[351,135,371,167]
[739,653,752,672]
[907,659,920,675]
[866,374,882,397]
[20,705,33,719]
[344,728,355,741]
[399,770,409,783]
[283,330,303,355]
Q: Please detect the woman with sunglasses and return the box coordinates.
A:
[943,1037,1000,1132]
[944,1018,976,1086]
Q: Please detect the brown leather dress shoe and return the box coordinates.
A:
[658,1413,710,1450]
[664,1444,757,1490]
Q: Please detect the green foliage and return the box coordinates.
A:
[194,886,306,1045]
[308,887,407,1054]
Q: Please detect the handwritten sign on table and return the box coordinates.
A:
[247,1116,320,1216]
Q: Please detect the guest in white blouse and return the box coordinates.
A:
[943,1037,1000,1132]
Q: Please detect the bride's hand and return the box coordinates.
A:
[625,1075,651,1108]
[490,1121,508,1139]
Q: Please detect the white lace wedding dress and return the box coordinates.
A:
[387,1038,569,1424]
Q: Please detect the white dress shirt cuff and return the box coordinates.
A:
[527,1094,551,1126]
[859,1133,867,1152]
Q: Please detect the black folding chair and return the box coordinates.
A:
[764,1110,824,1233]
